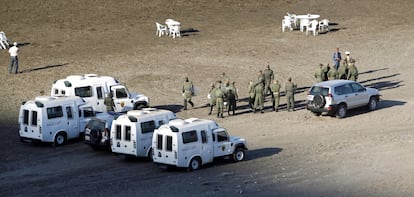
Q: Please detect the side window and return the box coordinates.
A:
[157,134,163,150]
[96,87,103,99]
[141,121,156,133]
[157,120,164,129]
[166,136,173,151]
[47,106,63,119]
[201,130,207,144]
[351,83,364,92]
[66,106,73,119]
[124,126,131,141]
[31,111,37,126]
[182,130,198,144]
[23,110,29,125]
[217,130,229,142]
[54,89,59,95]
[115,88,128,98]
[75,86,93,97]
[116,125,122,140]
[83,107,95,118]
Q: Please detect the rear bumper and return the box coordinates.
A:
[307,104,339,114]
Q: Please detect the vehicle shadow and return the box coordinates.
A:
[153,104,184,113]
[331,99,406,118]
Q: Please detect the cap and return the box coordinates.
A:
[345,51,350,55]
[13,42,18,46]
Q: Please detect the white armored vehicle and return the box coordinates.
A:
[51,74,149,113]
[152,118,248,171]
[110,108,176,159]
[18,96,112,146]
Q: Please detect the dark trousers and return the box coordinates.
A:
[9,56,18,74]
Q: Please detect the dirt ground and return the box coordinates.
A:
[1,0,414,196]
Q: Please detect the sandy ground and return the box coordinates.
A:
[1,0,414,196]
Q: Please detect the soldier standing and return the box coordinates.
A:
[314,64,324,83]
[182,77,194,110]
[270,79,281,112]
[208,83,217,115]
[104,92,115,112]
[263,65,274,98]
[347,59,358,81]
[337,62,348,79]
[321,64,330,81]
[227,81,238,116]
[327,64,338,80]
[215,83,225,118]
[253,71,264,113]
[285,77,297,112]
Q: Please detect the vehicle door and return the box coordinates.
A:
[200,129,214,163]
[19,105,41,140]
[335,84,356,107]
[350,82,370,107]
[94,86,106,112]
[213,128,232,157]
[138,120,157,157]
[64,104,79,139]
[111,86,133,112]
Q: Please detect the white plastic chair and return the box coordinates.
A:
[0,31,9,49]
[286,13,298,28]
[155,22,168,37]
[282,17,293,32]
[169,25,181,38]
[306,20,319,36]
[318,19,330,32]
[300,18,309,32]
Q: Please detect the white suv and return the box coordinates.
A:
[306,80,380,118]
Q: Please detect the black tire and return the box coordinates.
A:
[54,132,67,146]
[367,97,378,111]
[133,102,147,110]
[313,95,326,108]
[232,148,245,162]
[147,148,153,161]
[90,129,102,144]
[189,157,201,171]
[336,104,347,119]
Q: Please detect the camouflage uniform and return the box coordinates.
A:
[270,80,281,112]
[182,77,194,110]
[285,77,296,112]
[314,64,324,82]
[337,62,348,79]
[104,92,115,112]
[347,62,358,81]
[327,66,338,80]
[253,81,264,113]
[227,81,238,115]
[321,64,329,81]
[248,81,255,109]
[263,65,274,98]
[208,83,217,115]
[215,86,225,118]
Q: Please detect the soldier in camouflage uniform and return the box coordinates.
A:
[270,79,281,112]
[321,63,330,81]
[314,64,324,83]
[285,77,297,112]
[253,72,265,113]
[182,77,194,110]
[227,81,238,116]
[347,59,358,81]
[337,62,348,79]
[248,81,255,109]
[215,82,225,118]
[263,65,275,99]
[327,64,338,80]
[104,92,115,112]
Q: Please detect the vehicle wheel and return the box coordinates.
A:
[189,157,201,171]
[147,148,153,161]
[134,103,147,110]
[313,95,326,108]
[312,112,322,116]
[90,129,101,144]
[54,132,67,146]
[336,104,347,119]
[367,97,377,111]
[232,148,245,162]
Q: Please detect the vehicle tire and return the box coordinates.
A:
[367,97,378,111]
[312,112,322,116]
[313,95,326,108]
[336,104,347,119]
[54,132,67,146]
[232,148,245,162]
[189,157,201,171]
[90,129,101,144]
[147,148,153,161]
[133,102,147,110]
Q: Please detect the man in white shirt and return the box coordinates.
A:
[8,42,19,74]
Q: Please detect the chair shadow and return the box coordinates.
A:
[181,28,199,37]
[359,68,389,75]
[19,63,69,74]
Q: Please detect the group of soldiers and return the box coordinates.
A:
[182,65,298,117]
[315,49,359,82]
[248,65,297,113]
